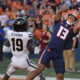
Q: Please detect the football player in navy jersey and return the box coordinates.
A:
[26,7,80,80]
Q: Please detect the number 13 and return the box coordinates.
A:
[57,26,69,40]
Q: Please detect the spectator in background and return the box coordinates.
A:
[56,0,65,10]
[0,21,5,61]
[5,7,11,17]
[0,1,7,12]
[42,10,51,26]
[16,9,22,17]
[39,24,51,54]
[35,9,41,18]
[46,5,55,31]
[23,5,30,19]
[27,17,35,33]
[23,0,31,5]
[20,6,25,16]
[64,37,78,72]
[39,24,51,68]
[0,12,8,27]
[34,20,43,46]
[3,22,10,39]
[11,7,17,19]
[48,21,54,32]
[28,5,36,17]
[7,15,13,30]
[77,1,80,11]
[48,0,58,11]
[65,0,72,7]
[34,16,42,30]
[0,6,3,15]
[6,0,11,6]
[39,4,45,16]
[47,5,54,14]
[72,0,78,9]
[33,0,41,9]
[11,0,21,10]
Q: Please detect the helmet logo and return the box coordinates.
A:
[17,21,21,25]
[13,17,27,32]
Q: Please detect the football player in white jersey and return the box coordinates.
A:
[2,17,45,80]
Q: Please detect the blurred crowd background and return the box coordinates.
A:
[0,0,80,72]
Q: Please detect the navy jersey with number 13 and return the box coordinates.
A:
[48,20,74,51]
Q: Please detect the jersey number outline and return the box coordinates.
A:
[57,26,69,40]
[11,38,23,51]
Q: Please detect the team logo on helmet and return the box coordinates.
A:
[13,17,27,32]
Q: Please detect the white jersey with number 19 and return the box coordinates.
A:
[7,30,32,58]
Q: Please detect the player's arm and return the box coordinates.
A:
[3,40,10,53]
[55,6,69,21]
[27,39,34,54]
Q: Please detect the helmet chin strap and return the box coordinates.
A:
[66,20,75,25]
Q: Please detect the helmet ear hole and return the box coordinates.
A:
[13,17,27,32]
